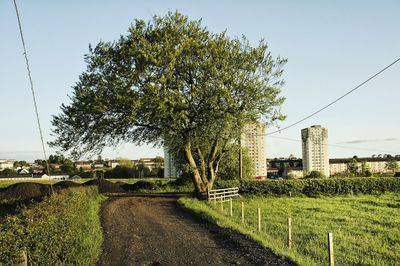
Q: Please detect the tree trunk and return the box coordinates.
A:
[183,143,207,196]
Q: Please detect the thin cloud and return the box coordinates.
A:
[336,138,399,144]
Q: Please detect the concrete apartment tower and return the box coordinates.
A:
[301,125,329,177]
[163,148,179,178]
[241,123,267,178]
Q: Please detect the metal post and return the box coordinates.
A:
[328,232,334,266]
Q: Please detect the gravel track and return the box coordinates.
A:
[98,196,295,266]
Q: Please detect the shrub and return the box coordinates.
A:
[304,170,326,179]
[0,186,104,265]
[216,177,400,196]
[364,170,373,177]
[394,172,400,177]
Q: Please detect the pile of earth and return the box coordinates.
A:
[122,180,160,191]
[83,179,125,193]
[53,180,81,189]
[0,182,52,201]
[0,178,168,200]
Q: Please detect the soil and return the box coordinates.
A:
[0,182,52,201]
[83,179,125,193]
[98,196,295,266]
[53,180,81,189]
[122,180,159,191]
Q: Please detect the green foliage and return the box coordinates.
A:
[0,168,16,176]
[179,193,400,265]
[216,177,400,196]
[217,145,255,180]
[347,157,360,176]
[0,187,105,265]
[364,169,373,177]
[50,11,286,193]
[386,159,399,173]
[13,161,29,168]
[303,170,325,179]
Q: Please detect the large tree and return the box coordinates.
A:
[386,159,398,173]
[50,12,286,194]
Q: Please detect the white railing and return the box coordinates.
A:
[207,187,240,202]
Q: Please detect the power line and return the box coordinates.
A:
[267,57,400,136]
[13,0,52,180]
[269,135,400,154]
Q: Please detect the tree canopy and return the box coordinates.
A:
[51,12,286,194]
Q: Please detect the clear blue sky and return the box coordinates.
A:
[1,0,399,162]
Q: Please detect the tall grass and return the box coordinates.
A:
[179,193,400,265]
[0,186,105,265]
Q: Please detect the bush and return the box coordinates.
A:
[394,172,400,177]
[304,170,326,179]
[364,170,373,177]
[216,177,400,196]
[0,186,104,265]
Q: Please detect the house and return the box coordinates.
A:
[329,157,400,175]
[267,158,303,178]
[105,160,120,168]
[74,161,92,171]
[0,159,16,170]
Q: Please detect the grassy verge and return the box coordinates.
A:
[178,193,400,265]
[0,186,106,265]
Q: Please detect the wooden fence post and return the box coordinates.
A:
[230,198,233,216]
[220,198,224,212]
[257,208,261,232]
[288,218,292,249]
[328,232,334,266]
[241,202,245,224]
[18,249,27,266]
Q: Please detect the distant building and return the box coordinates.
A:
[301,125,329,177]
[267,158,303,178]
[267,156,400,178]
[329,157,400,175]
[164,148,180,178]
[0,159,16,170]
[133,158,162,171]
[74,161,92,171]
[105,160,120,168]
[241,123,267,178]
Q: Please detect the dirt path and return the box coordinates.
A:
[98,196,295,266]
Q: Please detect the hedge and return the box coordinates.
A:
[0,186,105,265]
[216,177,400,196]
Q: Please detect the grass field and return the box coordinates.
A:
[179,193,400,265]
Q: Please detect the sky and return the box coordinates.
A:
[1,0,399,162]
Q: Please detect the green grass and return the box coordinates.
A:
[179,193,400,266]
